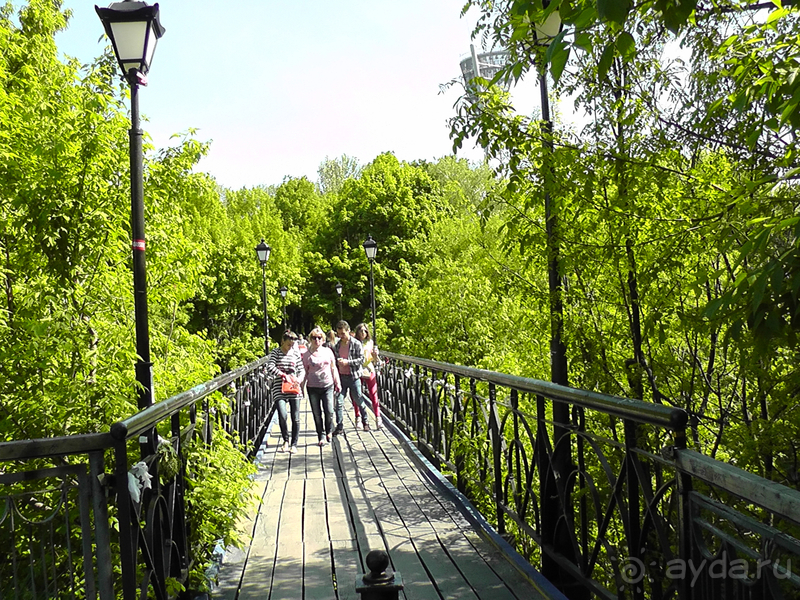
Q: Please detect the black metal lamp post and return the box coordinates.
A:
[534,2,566,391]
[335,281,343,321]
[362,235,377,343]
[279,285,288,330]
[255,240,271,355]
[533,9,584,598]
[96,0,164,411]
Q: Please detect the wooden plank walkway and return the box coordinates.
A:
[215,396,561,600]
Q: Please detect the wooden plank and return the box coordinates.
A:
[269,478,306,599]
[324,476,356,543]
[238,478,287,599]
[355,433,462,600]
[324,475,362,600]
[330,428,412,599]
[303,396,327,481]
[214,481,268,600]
[462,530,554,599]
[344,430,439,599]
[253,408,283,483]
[332,539,361,600]
[321,434,342,479]
[335,433,385,554]
[304,478,335,600]
[369,424,550,599]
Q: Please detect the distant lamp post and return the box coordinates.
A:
[335,281,343,321]
[362,235,377,343]
[95,0,165,411]
[279,285,288,329]
[255,240,271,355]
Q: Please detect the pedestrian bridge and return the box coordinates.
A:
[1,351,799,600]
[217,400,557,599]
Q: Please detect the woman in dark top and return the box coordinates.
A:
[266,331,305,453]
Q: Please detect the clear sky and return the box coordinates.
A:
[42,0,541,190]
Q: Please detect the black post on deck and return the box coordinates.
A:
[355,550,404,600]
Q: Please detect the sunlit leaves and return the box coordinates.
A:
[597,0,631,25]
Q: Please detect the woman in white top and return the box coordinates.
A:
[354,323,382,429]
[302,327,341,445]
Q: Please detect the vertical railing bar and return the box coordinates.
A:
[489,382,505,535]
[576,406,588,573]
[453,375,466,495]
[511,389,522,521]
[48,519,57,599]
[422,366,428,444]
[89,451,114,600]
[77,468,98,600]
[175,402,190,577]
[625,418,643,600]
[435,371,443,460]
[45,518,54,599]
[203,399,212,445]
[114,438,137,600]
[537,392,557,581]
[11,504,20,600]
[28,522,37,599]
[439,371,444,457]
[40,522,49,597]
[414,365,421,441]
[674,425,692,600]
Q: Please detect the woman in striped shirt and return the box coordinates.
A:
[267,331,305,453]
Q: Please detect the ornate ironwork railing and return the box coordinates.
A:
[377,351,800,600]
[0,356,272,600]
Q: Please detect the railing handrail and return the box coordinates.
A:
[675,448,800,525]
[111,356,269,440]
[0,432,113,461]
[381,351,688,430]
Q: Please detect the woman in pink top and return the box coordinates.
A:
[302,326,341,446]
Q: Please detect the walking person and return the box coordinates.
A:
[266,331,305,453]
[354,323,382,429]
[302,327,340,446]
[324,329,337,351]
[333,320,372,435]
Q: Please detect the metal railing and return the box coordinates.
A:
[377,351,800,600]
[0,356,272,600]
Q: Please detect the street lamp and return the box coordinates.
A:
[96,0,165,411]
[335,281,343,321]
[362,235,377,343]
[255,240,271,355]
[533,9,567,389]
[533,9,579,596]
[279,285,288,329]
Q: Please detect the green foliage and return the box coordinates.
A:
[449,0,800,485]
[184,432,257,591]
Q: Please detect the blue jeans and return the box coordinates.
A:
[275,395,301,446]
[336,374,370,428]
[307,386,334,440]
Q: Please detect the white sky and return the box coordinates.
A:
[39,0,541,190]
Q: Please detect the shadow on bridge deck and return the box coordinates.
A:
[215,397,561,600]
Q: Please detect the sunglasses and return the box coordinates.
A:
[310,335,323,340]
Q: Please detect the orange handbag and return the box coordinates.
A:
[281,374,301,394]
